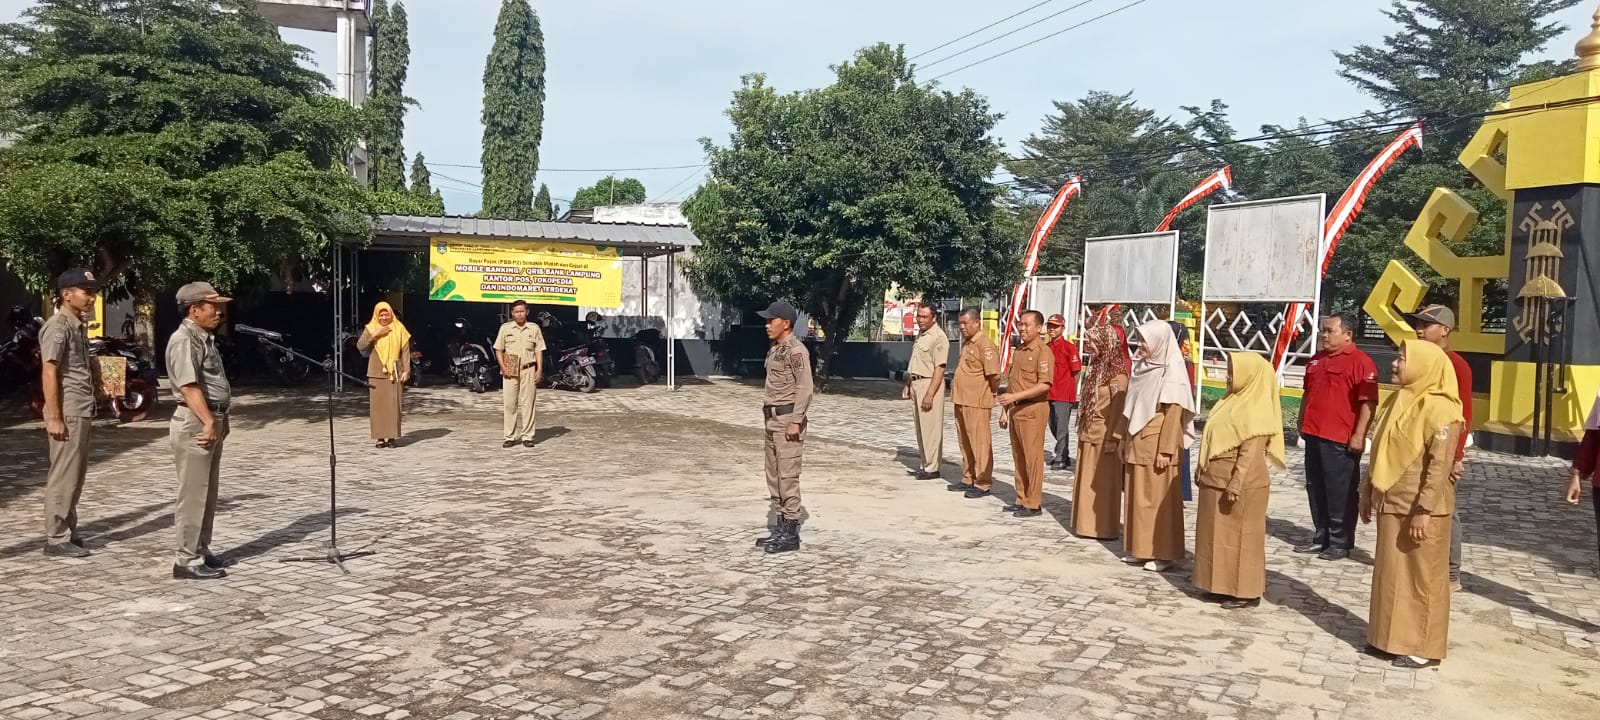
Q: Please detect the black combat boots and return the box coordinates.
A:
[763,518,800,554]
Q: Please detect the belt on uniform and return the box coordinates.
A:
[179,402,229,414]
[763,404,794,419]
[908,374,929,381]
[521,361,539,369]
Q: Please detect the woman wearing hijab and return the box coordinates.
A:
[1193,352,1285,609]
[1073,322,1131,540]
[1566,386,1600,645]
[357,302,411,448]
[1115,320,1197,572]
[1360,339,1463,668]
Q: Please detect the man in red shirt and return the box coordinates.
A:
[1045,314,1082,470]
[1407,304,1472,592]
[1297,314,1379,561]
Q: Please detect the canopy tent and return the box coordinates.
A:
[333,214,698,390]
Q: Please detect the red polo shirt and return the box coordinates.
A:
[1048,336,1082,403]
[1301,344,1379,443]
[1447,350,1472,462]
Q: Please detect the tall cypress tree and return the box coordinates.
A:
[532,183,554,220]
[410,152,434,201]
[479,0,545,218]
[367,0,411,193]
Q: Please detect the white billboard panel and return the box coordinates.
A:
[1202,194,1326,302]
[1082,232,1179,306]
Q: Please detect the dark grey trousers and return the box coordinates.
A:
[1049,401,1075,464]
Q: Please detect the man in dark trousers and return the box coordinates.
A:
[1297,314,1379,562]
[1408,304,1472,592]
[1045,314,1081,470]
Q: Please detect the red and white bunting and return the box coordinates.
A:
[1270,123,1423,370]
[1000,178,1082,368]
[1154,166,1233,233]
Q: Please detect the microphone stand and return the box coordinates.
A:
[250,333,375,573]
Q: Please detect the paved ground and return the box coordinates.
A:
[1,377,1597,720]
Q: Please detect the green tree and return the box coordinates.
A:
[683,44,1015,382]
[1329,0,1581,313]
[479,0,545,218]
[571,175,646,210]
[0,0,372,354]
[367,0,413,193]
[532,183,554,220]
[409,152,436,202]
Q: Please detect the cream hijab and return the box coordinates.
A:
[1198,352,1286,471]
[1368,340,1463,492]
[1123,320,1197,446]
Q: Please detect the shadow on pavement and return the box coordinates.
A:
[0,492,271,560]
[1462,570,1600,634]
[1263,567,1369,652]
[0,422,175,514]
[221,506,369,563]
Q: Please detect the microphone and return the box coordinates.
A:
[235,324,284,341]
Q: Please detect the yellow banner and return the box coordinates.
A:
[428,238,623,308]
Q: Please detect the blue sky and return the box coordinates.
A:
[4,0,1599,214]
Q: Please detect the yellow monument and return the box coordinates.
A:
[1364,6,1600,455]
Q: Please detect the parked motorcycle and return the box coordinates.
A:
[25,334,157,423]
[544,345,600,393]
[445,317,498,393]
[254,332,312,386]
[0,306,43,404]
[633,327,661,386]
[539,312,613,390]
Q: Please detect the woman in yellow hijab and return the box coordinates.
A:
[1192,352,1285,610]
[356,302,412,448]
[1360,339,1463,669]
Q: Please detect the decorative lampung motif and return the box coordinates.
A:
[1513,202,1571,346]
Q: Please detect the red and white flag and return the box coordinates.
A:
[1001,177,1082,368]
[1270,123,1423,370]
[1154,166,1233,233]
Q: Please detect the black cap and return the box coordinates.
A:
[56,268,99,292]
[756,300,798,325]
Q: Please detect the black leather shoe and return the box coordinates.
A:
[523,440,536,448]
[913,471,940,480]
[1293,542,1327,555]
[964,488,992,499]
[1001,504,1024,512]
[1060,459,1074,469]
[503,440,518,448]
[763,519,799,554]
[172,564,226,580]
[947,482,974,492]
[754,528,777,548]
[1391,655,1439,669]
[1317,548,1350,561]
[1012,507,1042,518]
[1220,598,1260,610]
[43,542,90,558]
[203,553,234,569]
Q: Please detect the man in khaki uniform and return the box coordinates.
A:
[39,268,101,558]
[494,300,545,448]
[754,300,813,554]
[167,282,234,580]
[999,310,1053,518]
[950,307,1001,499]
[903,303,949,480]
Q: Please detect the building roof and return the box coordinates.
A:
[362,214,698,257]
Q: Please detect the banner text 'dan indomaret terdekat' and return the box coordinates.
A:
[428,238,624,308]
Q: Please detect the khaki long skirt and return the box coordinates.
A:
[1192,485,1267,599]
[1124,463,1184,561]
[1072,440,1121,539]
[369,377,403,440]
[1368,512,1451,659]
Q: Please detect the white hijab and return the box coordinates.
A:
[1586,385,1600,431]
[1122,320,1198,447]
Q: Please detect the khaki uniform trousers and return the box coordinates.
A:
[910,378,945,473]
[954,405,993,490]
[764,416,806,521]
[1008,401,1049,510]
[172,408,225,567]
[503,366,539,442]
[44,416,92,545]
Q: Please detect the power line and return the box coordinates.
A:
[649,166,708,203]
[427,162,708,172]
[920,1,1100,69]
[910,0,1067,61]
[929,0,1155,81]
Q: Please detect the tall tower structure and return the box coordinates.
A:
[257,0,372,184]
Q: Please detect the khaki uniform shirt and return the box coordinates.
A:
[1366,422,1461,517]
[1196,435,1271,495]
[166,319,231,406]
[494,321,546,368]
[763,335,813,424]
[1005,336,1053,407]
[1121,403,1188,465]
[907,324,949,379]
[951,333,1000,408]
[39,309,95,418]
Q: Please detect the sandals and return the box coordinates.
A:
[374,439,397,449]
